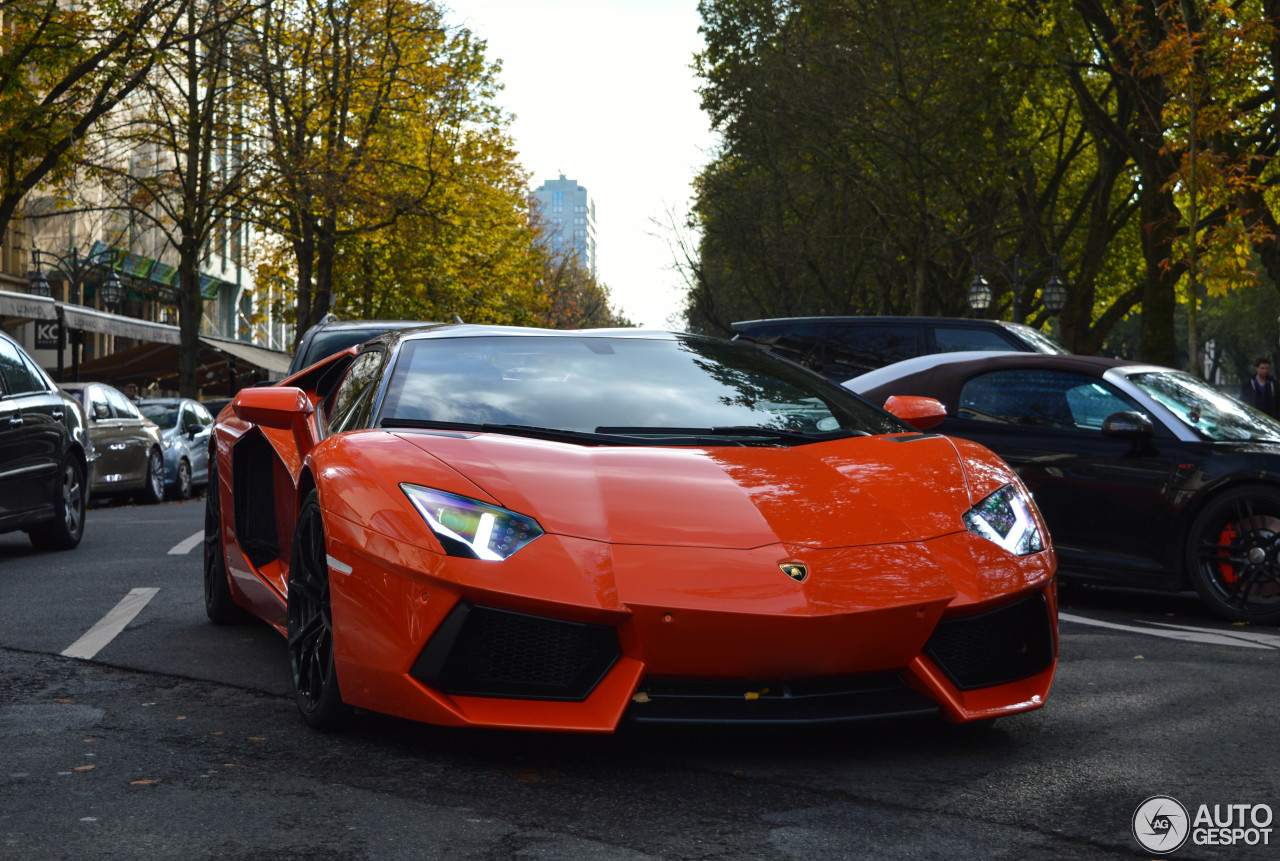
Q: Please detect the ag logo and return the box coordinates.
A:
[779,562,807,582]
[1133,795,1190,854]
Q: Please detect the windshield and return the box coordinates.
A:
[139,404,178,427]
[1005,323,1069,355]
[378,335,906,443]
[1128,371,1280,441]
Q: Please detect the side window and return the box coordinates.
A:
[959,370,1140,430]
[193,403,214,426]
[0,339,39,395]
[87,387,112,420]
[180,403,199,430]
[328,350,385,433]
[819,325,921,379]
[104,386,139,419]
[933,327,1019,353]
[738,323,828,367]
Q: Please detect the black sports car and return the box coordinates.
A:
[849,351,1280,624]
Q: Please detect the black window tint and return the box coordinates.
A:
[818,325,920,378]
[0,339,39,395]
[328,350,384,432]
[737,322,828,367]
[933,327,1019,353]
[959,370,1140,430]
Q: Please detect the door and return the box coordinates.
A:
[0,342,31,521]
[102,386,151,490]
[943,368,1183,585]
[185,401,213,483]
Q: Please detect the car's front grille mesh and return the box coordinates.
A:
[412,603,620,700]
[924,592,1055,690]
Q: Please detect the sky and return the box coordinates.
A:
[445,0,719,328]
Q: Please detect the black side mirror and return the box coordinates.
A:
[186,423,201,439]
[1101,410,1153,439]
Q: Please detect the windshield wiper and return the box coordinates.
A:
[382,418,655,446]
[595,425,860,444]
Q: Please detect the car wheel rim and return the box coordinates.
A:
[1196,496,1280,611]
[179,461,191,495]
[63,464,82,535]
[149,451,163,498]
[288,505,334,712]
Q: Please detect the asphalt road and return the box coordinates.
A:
[2,496,1278,860]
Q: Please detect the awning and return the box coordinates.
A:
[198,334,291,376]
[59,303,181,344]
[75,335,292,394]
[0,289,58,321]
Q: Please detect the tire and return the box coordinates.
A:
[138,447,165,505]
[204,457,248,624]
[1186,486,1280,624]
[172,458,192,500]
[288,490,353,730]
[28,457,87,551]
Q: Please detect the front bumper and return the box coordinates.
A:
[321,518,1057,732]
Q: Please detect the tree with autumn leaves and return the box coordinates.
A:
[5,0,630,395]
[687,0,1280,371]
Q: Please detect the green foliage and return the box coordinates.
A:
[683,0,1280,366]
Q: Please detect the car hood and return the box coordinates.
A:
[395,431,977,550]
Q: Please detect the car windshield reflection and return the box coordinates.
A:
[1129,371,1280,442]
[379,335,905,443]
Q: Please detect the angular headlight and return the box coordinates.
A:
[963,484,1044,556]
[401,484,543,561]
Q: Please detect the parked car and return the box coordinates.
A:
[60,382,165,504]
[287,317,435,376]
[848,350,1280,624]
[137,397,214,499]
[0,330,94,549]
[732,316,1067,382]
[207,325,1057,731]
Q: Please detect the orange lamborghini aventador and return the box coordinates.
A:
[204,325,1057,731]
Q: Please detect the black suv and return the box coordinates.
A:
[731,316,1066,382]
[287,317,436,376]
[0,329,94,550]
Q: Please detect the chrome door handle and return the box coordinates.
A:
[8,415,22,427]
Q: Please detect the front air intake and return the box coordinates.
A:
[412,602,620,700]
[924,592,1055,690]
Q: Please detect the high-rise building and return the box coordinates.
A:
[532,174,597,275]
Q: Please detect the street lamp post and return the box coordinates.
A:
[27,245,124,382]
[967,253,1067,323]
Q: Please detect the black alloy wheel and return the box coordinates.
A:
[174,458,192,500]
[288,490,353,729]
[1187,486,1280,624]
[203,456,247,624]
[28,457,86,551]
[139,447,165,504]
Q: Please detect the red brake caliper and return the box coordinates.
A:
[1217,523,1239,584]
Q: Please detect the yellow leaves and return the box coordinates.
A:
[130,779,162,785]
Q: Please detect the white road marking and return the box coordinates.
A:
[1059,612,1273,650]
[62,588,160,660]
[167,529,204,556]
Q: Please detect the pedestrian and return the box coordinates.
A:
[1242,358,1279,418]
[124,382,139,401]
